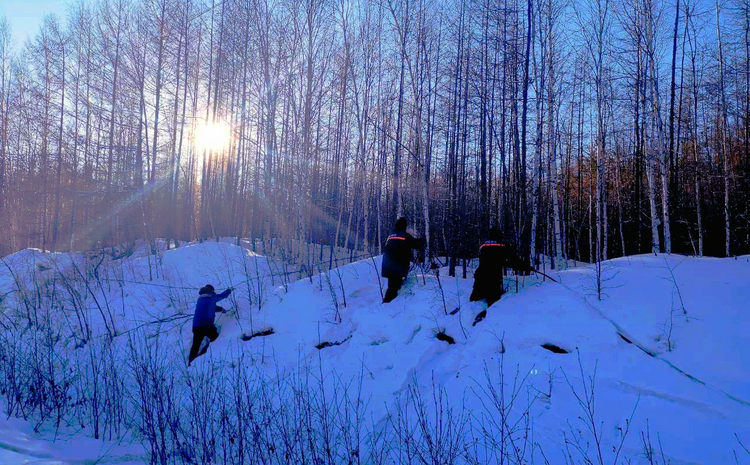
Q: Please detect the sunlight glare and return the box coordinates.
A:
[195,121,231,152]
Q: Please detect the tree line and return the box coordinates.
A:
[0,0,748,267]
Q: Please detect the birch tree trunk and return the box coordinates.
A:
[546,0,563,267]
[0,21,7,224]
[715,0,730,257]
[689,16,703,257]
[52,22,67,248]
[667,0,680,245]
[150,0,168,184]
[529,6,543,264]
[647,154,660,255]
[389,0,410,220]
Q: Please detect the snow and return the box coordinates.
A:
[0,242,749,463]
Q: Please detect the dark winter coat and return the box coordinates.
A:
[470,240,530,306]
[381,229,425,279]
[192,289,231,329]
[473,241,529,281]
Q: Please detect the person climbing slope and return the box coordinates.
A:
[470,227,532,325]
[188,284,232,366]
[381,217,425,303]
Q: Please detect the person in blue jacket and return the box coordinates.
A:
[188,284,232,366]
[381,217,425,303]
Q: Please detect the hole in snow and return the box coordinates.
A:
[541,343,569,354]
[315,334,353,350]
[436,331,456,345]
[241,328,275,341]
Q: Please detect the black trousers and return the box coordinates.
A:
[383,276,405,303]
[470,277,505,306]
[188,325,219,364]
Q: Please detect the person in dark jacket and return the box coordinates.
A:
[381,217,425,303]
[188,284,232,366]
[470,228,532,311]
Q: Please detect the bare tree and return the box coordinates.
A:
[715,0,731,257]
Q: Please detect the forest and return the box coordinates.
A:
[0,0,748,266]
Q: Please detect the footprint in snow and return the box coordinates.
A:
[405,325,421,344]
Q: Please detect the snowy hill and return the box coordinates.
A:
[0,241,749,464]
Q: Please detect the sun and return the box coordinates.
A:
[195,121,231,152]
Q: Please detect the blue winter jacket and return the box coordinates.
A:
[192,289,231,329]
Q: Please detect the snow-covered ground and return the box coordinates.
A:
[0,241,748,463]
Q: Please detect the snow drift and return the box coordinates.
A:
[0,240,748,464]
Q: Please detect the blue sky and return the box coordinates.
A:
[2,0,67,48]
